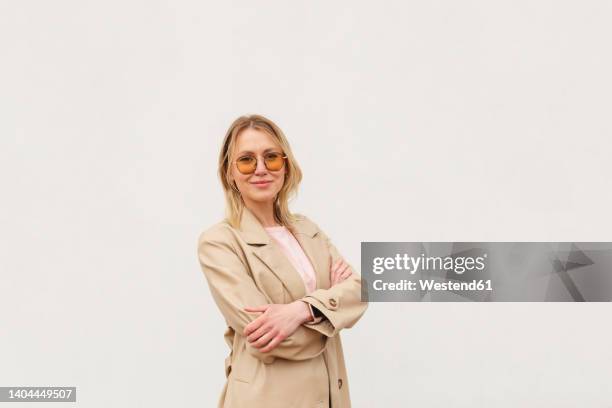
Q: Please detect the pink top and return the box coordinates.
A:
[264,226,317,294]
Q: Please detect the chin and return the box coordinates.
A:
[246,191,277,203]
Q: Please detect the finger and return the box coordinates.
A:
[342,264,353,275]
[244,304,269,312]
[331,261,343,284]
[247,325,270,343]
[338,263,350,275]
[337,264,353,283]
[341,267,353,278]
[330,260,339,282]
[339,271,352,282]
[334,259,347,275]
[260,334,284,353]
[335,263,349,278]
[243,315,266,336]
[252,329,276,349]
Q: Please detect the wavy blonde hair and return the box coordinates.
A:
[218,114,303,229]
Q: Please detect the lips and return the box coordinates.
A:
[251,180,272,185]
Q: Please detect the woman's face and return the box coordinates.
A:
[230,127,286,206]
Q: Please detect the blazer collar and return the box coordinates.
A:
[237,206,319,245]
[236,206,326,300]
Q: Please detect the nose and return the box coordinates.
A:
[253,155,268,176]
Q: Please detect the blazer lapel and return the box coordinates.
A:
[292,226,330,291]
[236,206,328,300]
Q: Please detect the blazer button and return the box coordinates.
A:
[329,298,337,307]
[338,378,343,389]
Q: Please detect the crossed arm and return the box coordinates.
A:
[197,225,368,364]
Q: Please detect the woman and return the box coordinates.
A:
[197,114,368,408]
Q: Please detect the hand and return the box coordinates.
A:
[330,258,353,286]
[243,301,312,353]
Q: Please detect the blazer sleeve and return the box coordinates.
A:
[299,222,369,338]
[197,227,328,364]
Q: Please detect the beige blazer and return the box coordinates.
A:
[197,206,368,408]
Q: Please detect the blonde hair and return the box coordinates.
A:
[218,114,303,229]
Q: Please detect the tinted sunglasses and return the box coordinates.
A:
[234,151,288,175]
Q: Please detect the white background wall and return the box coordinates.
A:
[1,1,611,407]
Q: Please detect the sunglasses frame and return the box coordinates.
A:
[234,152,288,175]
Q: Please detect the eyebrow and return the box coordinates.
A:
[236,147,280,156]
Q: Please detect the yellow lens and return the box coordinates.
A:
[236,156,256,174]
[265,153,285,171]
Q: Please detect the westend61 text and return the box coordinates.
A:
[373,279,493,291]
